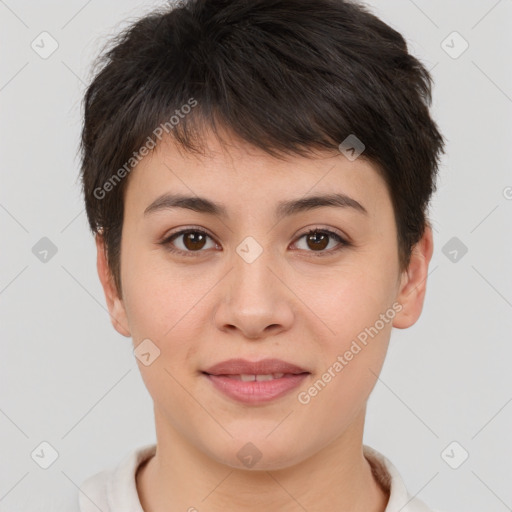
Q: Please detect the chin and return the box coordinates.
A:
[203,435,310,472]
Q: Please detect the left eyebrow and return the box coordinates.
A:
[275,193,368,218]
[143,192,368,219]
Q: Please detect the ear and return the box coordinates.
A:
[95,233,131,337]
[392,224,434,329]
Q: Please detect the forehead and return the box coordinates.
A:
[123,131,392,224]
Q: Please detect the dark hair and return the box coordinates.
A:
[80,0,445,296]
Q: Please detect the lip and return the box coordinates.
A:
[202,358,310,404]
[203,358,309,376]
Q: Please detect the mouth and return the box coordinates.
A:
[201,358,311,404]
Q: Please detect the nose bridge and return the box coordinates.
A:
[214,232,295,338]
[230,234,278,304]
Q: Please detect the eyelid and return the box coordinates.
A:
[162,225,215,242]
[295,225,348,242]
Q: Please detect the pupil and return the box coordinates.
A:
[308,232,328,251]
[185,232,206,250]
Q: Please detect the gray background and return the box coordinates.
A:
[1,1,511,511]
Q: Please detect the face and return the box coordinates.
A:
[97,129,432,470]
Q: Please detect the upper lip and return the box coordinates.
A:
[203,358,310,376]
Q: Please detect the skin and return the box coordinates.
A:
[96,127,433,512]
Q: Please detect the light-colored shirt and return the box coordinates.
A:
[72,443,444,511]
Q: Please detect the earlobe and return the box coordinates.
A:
[392,224,434,330]
[95,233,131,337]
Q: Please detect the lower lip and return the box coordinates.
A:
[203,373,310,404]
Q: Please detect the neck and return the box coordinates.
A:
[137,407,389,512]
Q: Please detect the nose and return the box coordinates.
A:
[213,243,295,340]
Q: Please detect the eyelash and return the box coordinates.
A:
[159,226,350,258]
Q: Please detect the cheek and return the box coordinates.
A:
[121,246,197,338]
[298,260,395,332]
[122,262,205,406]
[121,255,211,379]
[319,283,393,383]
[296,261,395,403]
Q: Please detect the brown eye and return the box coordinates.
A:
[294,228,348,255]
[305,231,329,251]
[180,231,208,251]
[162,228,217,256]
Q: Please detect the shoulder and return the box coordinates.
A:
[78,468,112,512]
[77,443,157,512]
[363,445,445,512]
